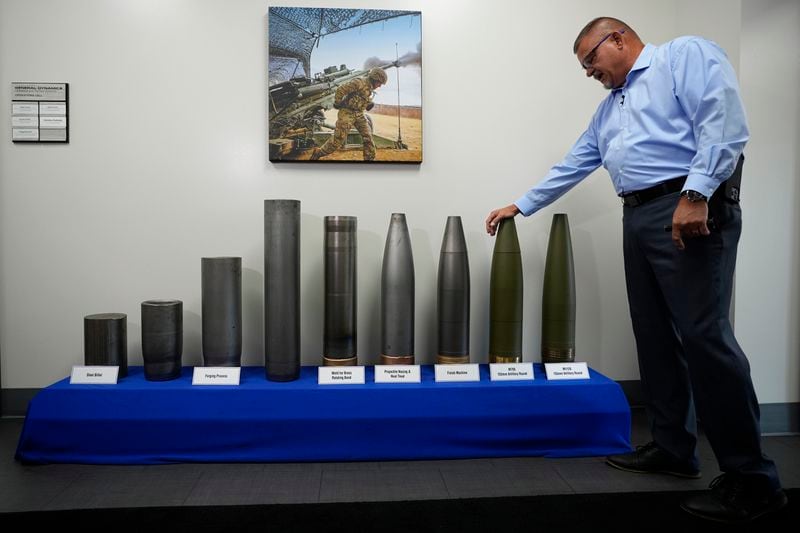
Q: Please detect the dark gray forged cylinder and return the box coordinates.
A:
[324,216,357,366]
[84,313,128,377]
[141,300,183,381]
[264,199,301,381]
[201,257,242,367]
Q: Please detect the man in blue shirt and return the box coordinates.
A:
[486,17,786,523]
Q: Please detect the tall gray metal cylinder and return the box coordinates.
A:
[264,199,301,381]
[84,313,128,377]
[381,213,415,365]
[437,216,470,364]
[324,216,357,366]
[201,257,242,367]
[141,300,183,381]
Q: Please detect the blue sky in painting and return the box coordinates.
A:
[310,12,422,107]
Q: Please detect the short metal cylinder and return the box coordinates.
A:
[324,216,357,366]
[84,313,128,377]
[264,200,301,381]
[141,300,183,381]
[201,257,242,367]
[381,213,415,364]
[437,216,470,364]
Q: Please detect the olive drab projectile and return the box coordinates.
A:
[489,218,523,363]
[541,213,576,363]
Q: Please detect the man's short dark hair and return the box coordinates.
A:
[573,17,637,54]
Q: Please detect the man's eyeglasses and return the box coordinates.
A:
[581,29,625,70]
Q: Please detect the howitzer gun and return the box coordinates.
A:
[269,61,397,157]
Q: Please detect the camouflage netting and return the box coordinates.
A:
[268,7,411,85]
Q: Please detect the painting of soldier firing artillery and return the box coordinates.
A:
[268,7,422,163]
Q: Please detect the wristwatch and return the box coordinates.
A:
[681,190,708,203]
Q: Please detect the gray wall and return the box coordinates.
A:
[0,0,797,405]
[736,0,800,404]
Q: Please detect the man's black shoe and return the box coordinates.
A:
[606,441,701,478]
[681,473,788,523]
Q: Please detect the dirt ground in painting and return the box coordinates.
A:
[313,109,422,162]
[369,111,422,151]
[300,148,422,162]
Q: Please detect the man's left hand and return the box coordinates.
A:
[671,196,709,250]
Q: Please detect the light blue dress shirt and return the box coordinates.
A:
[514,36,749,216]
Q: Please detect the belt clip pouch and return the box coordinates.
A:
[724,154,744,203]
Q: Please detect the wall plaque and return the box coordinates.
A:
[11,82,69,143]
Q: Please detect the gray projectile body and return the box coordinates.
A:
[264,199,301,381]
[141,300,183,381]
[201,257,242,367]
[324,216,358,366]
[381,213,415,364]
[437,216,470,364]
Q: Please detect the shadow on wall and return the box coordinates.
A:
[242,267,264,366]
[411,227,435,364]
[301,213,324,366]
[357,229,383,366]
[183,310,202,367]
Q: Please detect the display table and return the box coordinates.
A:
[16,365,631,464]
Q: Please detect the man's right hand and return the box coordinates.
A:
[485,204,520,236]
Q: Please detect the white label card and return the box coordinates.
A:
[192,367,241,385]
[39,103,66,115]
[12,128,38,140]
[70,366,119,384]
[374,365,421,383]
[318,366,365,385]
[434,364,480,382]
[544,362,590,380]
[490,363,535,381]
[39,115,67,128]
[12,116,38,127]
[12,103,38,115]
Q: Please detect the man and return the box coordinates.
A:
[311,67,388,161]
[485,17,786,523]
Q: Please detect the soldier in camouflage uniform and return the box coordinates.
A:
[311,67,388,161]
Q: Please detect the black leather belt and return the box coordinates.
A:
[620,176,685,207]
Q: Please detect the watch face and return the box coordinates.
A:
[683,190,707,202]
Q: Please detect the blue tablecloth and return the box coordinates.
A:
[16,365,631,464]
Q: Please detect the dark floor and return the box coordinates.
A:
[1,409,798,513]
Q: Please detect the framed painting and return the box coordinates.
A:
[268,7,422,163]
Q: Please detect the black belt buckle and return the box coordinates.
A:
[621,192,642,208]
[621,194,642,208]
